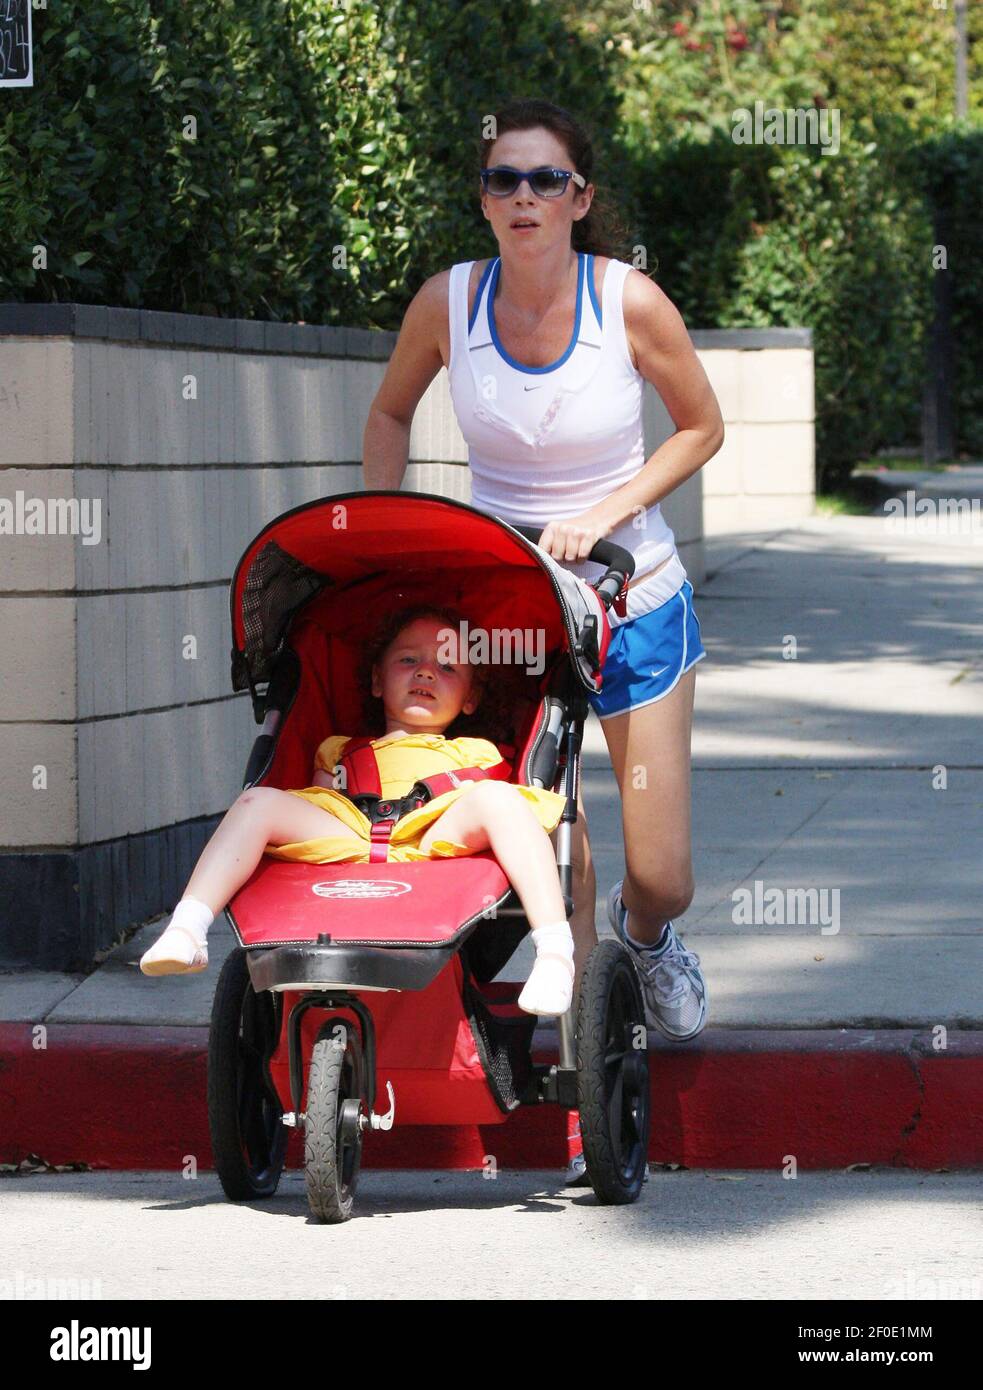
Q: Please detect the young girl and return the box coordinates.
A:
[139,603,576,1016]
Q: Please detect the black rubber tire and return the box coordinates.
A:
[576,938,651,1204]
[207,947,288,1201]
[304,1020,365,1224]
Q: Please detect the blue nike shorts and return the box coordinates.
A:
[587,579,706,721]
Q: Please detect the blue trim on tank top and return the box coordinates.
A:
[486,251,586,374]
[586,252,603,327]
[468,258,496,335]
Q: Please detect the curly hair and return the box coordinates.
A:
[354,603,516,746]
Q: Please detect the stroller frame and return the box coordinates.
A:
[208,491,652,1220]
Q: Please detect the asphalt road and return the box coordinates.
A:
[1,1168,981,1301]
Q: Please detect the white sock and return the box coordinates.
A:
[141,896,214,970]
[518,922,575,1017]
[625,919,670,955]
[167,896,214,944]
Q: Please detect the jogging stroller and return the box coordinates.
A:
[207,490,651,1222]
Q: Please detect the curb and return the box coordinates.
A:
[2,1024,981,1171]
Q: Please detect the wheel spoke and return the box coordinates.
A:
[623,1097,642,1146]
[236,995,279,1177]
[239,1089,266,1166]
[607,1068,624,1157]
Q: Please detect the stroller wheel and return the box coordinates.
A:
[208,947,288,1201]
[576,939,651,1204]
[304,1019,365,1224]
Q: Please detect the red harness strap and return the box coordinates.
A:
[612,575,630,619]
[338,737,383,796]
[335,736,515,863]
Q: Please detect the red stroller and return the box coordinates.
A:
[207,491,651,1221]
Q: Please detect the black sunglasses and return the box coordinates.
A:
[480,165,587,199]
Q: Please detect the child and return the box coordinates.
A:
[140,604,576,1016]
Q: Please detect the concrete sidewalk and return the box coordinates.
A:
[3,489,981,1169]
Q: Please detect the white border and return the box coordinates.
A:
[0,3,33,87]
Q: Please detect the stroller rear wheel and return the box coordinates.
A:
[208,947,288,1200]
[304,1019,365,1223]
[576,939,651,1204]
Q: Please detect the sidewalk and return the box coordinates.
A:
[3,484,982,1171]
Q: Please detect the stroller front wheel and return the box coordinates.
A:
[576,939,651,1204]
[304,1019,365,1223]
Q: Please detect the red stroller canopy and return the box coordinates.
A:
[229,491,611,710]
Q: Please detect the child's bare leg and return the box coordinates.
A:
[418,782,574,1016]
[418,781,565,926]
[184,788,360,914]
[141,790,359,975]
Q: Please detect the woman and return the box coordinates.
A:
[362,99,723,1066]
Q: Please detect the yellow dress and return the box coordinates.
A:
[263,732,568,865]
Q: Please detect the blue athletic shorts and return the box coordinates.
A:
[587,579,706,721]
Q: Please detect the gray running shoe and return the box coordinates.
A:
[606,879,708,1040]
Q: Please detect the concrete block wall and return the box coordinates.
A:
[693,330,815,533]
[0,305,810,970]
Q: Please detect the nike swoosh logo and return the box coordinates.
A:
[523,385,542,392]
[650,666,670,678]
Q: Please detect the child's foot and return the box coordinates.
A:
[140,896,214,975]
[518,952,574,1017]
[140,923,208,976]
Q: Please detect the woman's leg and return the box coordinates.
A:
[599,665,697,942]
[184,787,361,915]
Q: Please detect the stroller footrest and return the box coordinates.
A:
[246,942,456,994]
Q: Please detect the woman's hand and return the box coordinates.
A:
[536,513,610,564]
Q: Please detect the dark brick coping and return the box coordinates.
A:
[0,303,811,356]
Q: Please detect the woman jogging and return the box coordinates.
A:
[362,100,724,1155]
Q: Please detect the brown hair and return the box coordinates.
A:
[477,98,634,260]
[355,604,513,744]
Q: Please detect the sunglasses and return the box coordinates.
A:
[479,165,587,198]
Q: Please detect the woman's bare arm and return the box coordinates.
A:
[362,273,449,490]
[577,271,724,539]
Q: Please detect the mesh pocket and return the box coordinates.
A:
[461,976,537,1113]
[239,539,328,684]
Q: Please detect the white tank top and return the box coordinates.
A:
[447,251,679,595]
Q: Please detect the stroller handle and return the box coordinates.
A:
[509,524,636,611]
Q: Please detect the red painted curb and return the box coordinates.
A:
[2,1024,981,1171]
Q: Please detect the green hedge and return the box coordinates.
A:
[1,2,979,487]
[912,127,983,459]
[0,0,622,324]
[628,129,941,490]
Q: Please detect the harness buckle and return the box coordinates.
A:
[349,783,431,826]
